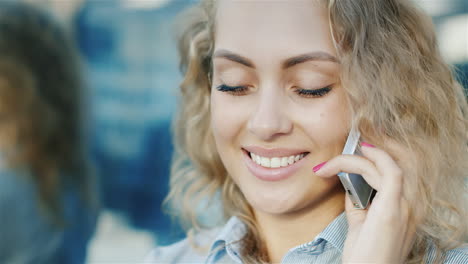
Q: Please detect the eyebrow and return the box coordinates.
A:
[213,49,255,68]
[282,52,339,68]
[212,49,339,69]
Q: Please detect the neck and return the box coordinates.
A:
[254,187,345,263]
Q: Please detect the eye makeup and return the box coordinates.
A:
[212,65,253,96]
[212,63,336,98]
[216,84,250,96]
[215,83,333,98]
[294,85,332,98]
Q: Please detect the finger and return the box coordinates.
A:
[314,154,382,191]
[360,143,403,197]
[344,192,367,228]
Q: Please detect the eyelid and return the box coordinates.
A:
[212,66,251,82]
[215,84,333,98]
[216,84,248,91]
[294,85,332,97]
[215,84,250,95]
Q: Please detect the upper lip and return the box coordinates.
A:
[243,146,309,158]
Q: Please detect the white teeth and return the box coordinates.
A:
[251,153,260,165]
[270,157,281,168]
[281,157,288,167]
[260,157,270,167]
[251,153,262,165]
[250,152,307,168]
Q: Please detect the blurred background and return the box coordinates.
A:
[7,0,468,263]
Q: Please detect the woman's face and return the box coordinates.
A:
[210,0,350,215]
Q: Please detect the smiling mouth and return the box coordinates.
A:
[244,150,310,169]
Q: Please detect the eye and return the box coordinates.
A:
[215,84,249,96]
[294,86,332,98]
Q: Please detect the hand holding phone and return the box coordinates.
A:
[314,132,414,262]
[337,128,376,209]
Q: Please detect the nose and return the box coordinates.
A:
[247,87,293,141]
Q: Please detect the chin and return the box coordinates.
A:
[241,183,311,215]
[248,197,297,215]
[237,176,343,216]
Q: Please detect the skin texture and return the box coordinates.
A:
[210,0,414,262]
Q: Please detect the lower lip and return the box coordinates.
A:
[242,149,309,182]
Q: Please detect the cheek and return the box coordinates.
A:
[296,92,350,150]
[210,93,247,148]
[316,106,349,137]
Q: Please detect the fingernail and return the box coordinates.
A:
[361,142,375,148]
[313,161,327,173]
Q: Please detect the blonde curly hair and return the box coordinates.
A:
[166,0,468,262]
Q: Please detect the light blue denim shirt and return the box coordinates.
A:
[145,213,468,263]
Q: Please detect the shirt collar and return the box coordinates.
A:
[208,216,246,263]
[314,212,347,252]
[212,216,247,245]
[208,212,348,260]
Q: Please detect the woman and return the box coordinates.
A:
[0,2,98,263]
[146,0,467,263]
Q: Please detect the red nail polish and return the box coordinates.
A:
[361,142,376,148]
[313,161,327,173]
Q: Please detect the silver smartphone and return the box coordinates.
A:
[337,128,376,209]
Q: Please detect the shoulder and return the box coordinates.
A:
[0,167,37,212]
[443,245,468,263]
[0,168,62,263]
[144,238,206,264]
[144,227,222,264]
[425,243,468,263]
[0,166,33,190]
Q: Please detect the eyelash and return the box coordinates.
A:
[216,85,250,96]
[215,84,332,98]
[294,86,332,98]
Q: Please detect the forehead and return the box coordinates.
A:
[214,0,335,60]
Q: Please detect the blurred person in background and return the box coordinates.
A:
[73,0,189,246]
[0,2,98,264]
[146,0,468,263]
